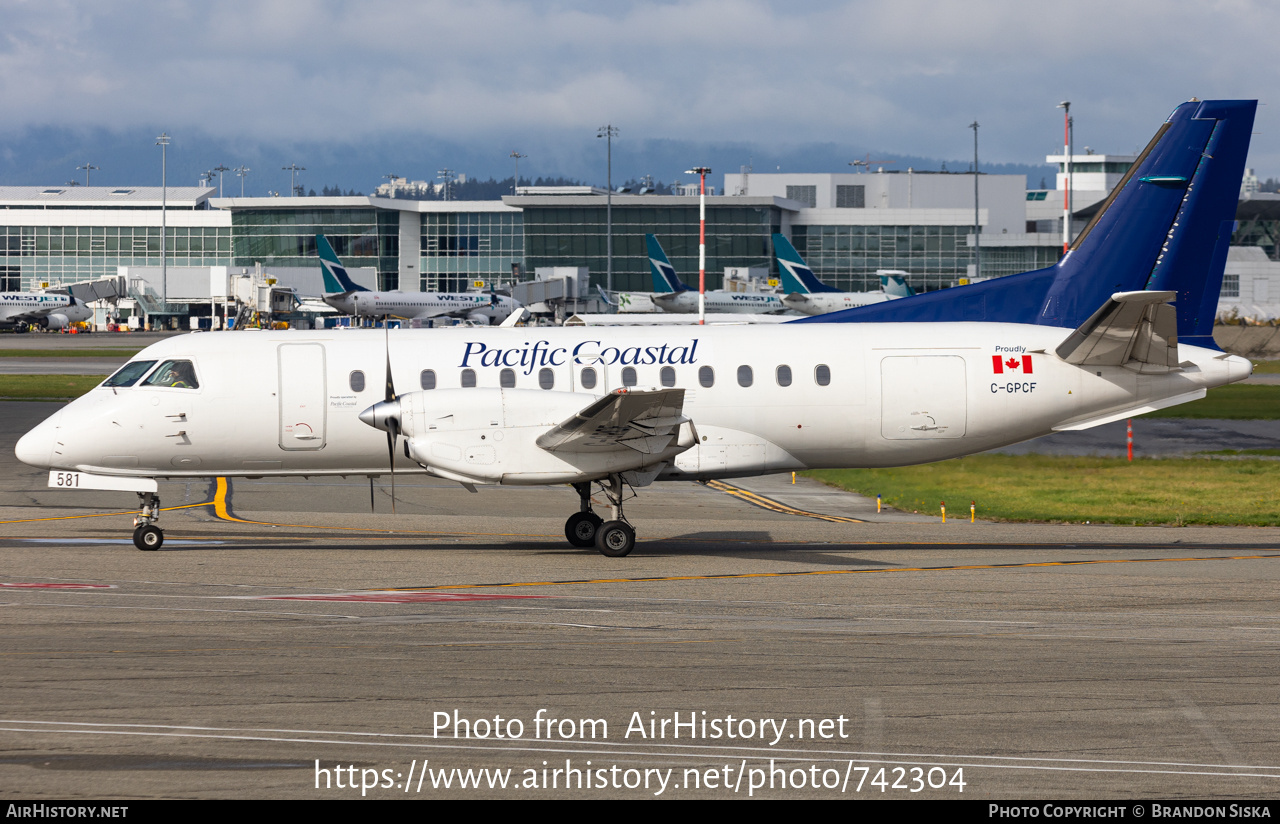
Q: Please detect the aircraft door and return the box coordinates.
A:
[880,355,967,439]
[278,343,327,450]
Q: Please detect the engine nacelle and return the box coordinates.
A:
[40,314,69,330]
[395,388,686,485]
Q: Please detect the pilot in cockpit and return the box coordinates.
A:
[148,360,199,389]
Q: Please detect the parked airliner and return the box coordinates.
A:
[0,291,91,331]
[646,235,788,314]
[774,233,915,315]
[318,235,521,325]
[16,99,1256,558]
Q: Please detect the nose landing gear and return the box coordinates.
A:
[132,492,164,551]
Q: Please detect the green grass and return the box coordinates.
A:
[1199,448,1280,457]
[1144,384,1280,419]
[1251,360,1280,374]
[808,454,1280,526]
[0,375,102,400]
[0,349,141,359]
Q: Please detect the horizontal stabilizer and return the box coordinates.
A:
[1052,388,1206,431]
[1055,291,1178,370]
[536,388,689,454]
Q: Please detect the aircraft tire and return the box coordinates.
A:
[133,525,164,551]
[594,520,635,558]
[565,512,603,548]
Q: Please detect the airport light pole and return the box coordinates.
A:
[686,167,711,325]
[283,163,305,197]
[437,168,455,201]
[77,163,99,187]
[1058,101,1071,254]
[970,121,980,280]
[235,166,250,197]
[212,164,230,197]
[510,151,526,195]
[156,133,170,310]
[597,125,618,293]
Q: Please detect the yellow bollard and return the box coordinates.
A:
[970,500,975,523]
[941,501,946,523]
[876,494,881,513]
[791,471,796,484]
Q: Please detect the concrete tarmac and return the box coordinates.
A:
[3,402,1280,800]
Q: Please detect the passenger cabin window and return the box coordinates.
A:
[698,366,715,387]
[580,367,597,390]
[539,368,555,390]
[104,360,157,388]
[500,368,516,388]
[461,368,476,388]
[142,360,199,389]
[420,369,436,390]
[660,366,676,387]
[776,365,792,386]
[815,364,831,386]
[621,367,637,387]
[737,365,753,387]
[348,370,366,392]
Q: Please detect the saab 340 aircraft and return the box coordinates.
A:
[15,99,1256,557]
[318,235,521,325]
[774,233,915,315]
[0,291,91,330]
[646,234,788,314]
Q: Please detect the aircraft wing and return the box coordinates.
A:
[1055,290,1178,369]
[536,388,690,454]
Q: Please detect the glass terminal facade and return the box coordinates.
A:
[231,208,400,288]
[420,210,524,291]
[518,201,782,292]
[0,225,231,290]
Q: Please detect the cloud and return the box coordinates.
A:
[0,0,1276,171]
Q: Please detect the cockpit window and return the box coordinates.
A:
[141,359,199,389]
[103,360,157,388]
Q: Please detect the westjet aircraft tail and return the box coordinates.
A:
[880,273,915,297]
[774,233,839,294]
[798,99,1256,346]
[317,234,367,294]
[647,234,691,293]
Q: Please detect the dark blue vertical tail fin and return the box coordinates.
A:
[1140,100,1255,347]
[797,99,1255,341]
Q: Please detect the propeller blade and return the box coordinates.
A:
[385,315,397,514]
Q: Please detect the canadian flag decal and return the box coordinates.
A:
[992,355,1033,374]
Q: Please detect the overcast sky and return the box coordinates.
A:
[2,0,1276,187]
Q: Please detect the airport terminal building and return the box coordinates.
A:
[2,157,1278,324]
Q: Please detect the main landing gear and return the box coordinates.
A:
[133,491,164,551]
[563,476,636,558]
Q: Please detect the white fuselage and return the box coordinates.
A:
[783,291,892,315]
[653,290,787,314]
[16,324,1250,486]
[0,292,87,328]
[325,291,520,324]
